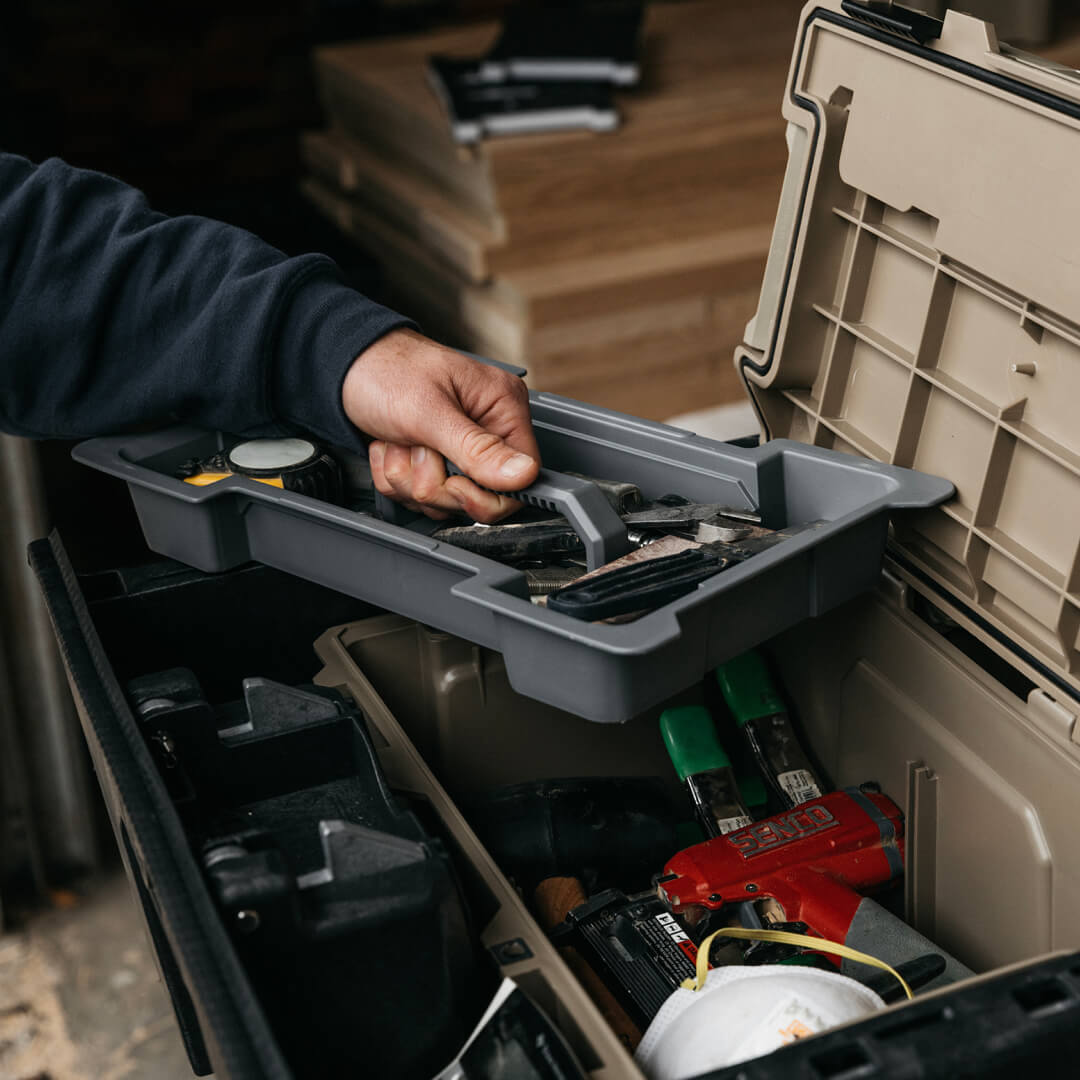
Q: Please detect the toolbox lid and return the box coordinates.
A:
[738,1,1080,702]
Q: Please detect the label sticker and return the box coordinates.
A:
[728,995,828,1062]
[716,814,754,834]
[778,768,822,806]
[648,911,699,972]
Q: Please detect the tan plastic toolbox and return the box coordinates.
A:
[31,2,1080,1078]
[312,3,1080,1073]
[307,573,1080,1075]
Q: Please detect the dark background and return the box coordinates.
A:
[1,0,509,233]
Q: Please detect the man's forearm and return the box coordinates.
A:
[0,152,413,445]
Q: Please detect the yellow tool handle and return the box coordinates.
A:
[182,472,284,488]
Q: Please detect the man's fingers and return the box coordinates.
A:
[406,446,454,519]
[436,416,539,494]
[475,371,542,465]
[370,441,416,503]
[408,445,446,504]
[369,440,461,519]
[443,475,522,524]
[380,442,413,499]
[451,367,541,483]
[369,441,392,496]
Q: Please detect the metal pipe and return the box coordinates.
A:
[0,435,98,887]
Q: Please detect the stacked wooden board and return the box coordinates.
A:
[304,1,804,419]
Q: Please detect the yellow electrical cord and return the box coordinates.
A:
[681,927,914,1001]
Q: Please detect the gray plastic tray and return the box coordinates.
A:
[73,391,952,722]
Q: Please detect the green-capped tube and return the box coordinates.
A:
[659,706,752,837]
[715,649,785,727]
[715,650,824,809]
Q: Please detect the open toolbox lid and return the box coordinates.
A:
[737,0,1080,707]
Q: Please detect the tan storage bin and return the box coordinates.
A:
[311,571,1080,1075]
[309,4,1080,1074]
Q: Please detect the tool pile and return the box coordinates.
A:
[131,631,966,1077]
[432,488,822,621]
[300,0,800,419]
[469,650,969,1076]
[430,458,833,621]
[174,436,827,623]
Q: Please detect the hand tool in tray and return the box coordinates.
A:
[431,496,765,562]
[433,461,790,620]
[453,464,636,571]
[544,520,826,621]
[439,460,771,574]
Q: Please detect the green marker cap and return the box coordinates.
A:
[715,649,785,727]
[660,705,732,781]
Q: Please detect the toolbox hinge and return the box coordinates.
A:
[1027,688,1079,746]
[840,1,944,46]
[879,566,911,611]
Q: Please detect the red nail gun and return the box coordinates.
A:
[657,787,904,946]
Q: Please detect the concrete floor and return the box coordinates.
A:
[0,874,199,1080]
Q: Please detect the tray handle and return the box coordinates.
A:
[448,463,632,571]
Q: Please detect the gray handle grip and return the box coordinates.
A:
[374,489,414,526]
[447,463,632,571]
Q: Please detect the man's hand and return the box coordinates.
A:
[342,328,540,523]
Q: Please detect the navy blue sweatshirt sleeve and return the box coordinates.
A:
[0,152,416,446]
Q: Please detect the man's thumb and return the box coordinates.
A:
[439,416,539,491]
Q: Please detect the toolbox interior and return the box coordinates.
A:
[77,551,1080,1077]
[316,584,1080,1006]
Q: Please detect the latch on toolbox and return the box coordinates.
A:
[1027,688,1080,746]
[841,1,944,45]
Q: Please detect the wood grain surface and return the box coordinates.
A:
[305,0,811,417]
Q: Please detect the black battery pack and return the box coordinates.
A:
[551,889,698,1029]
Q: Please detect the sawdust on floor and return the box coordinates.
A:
[0,874,201,1080]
